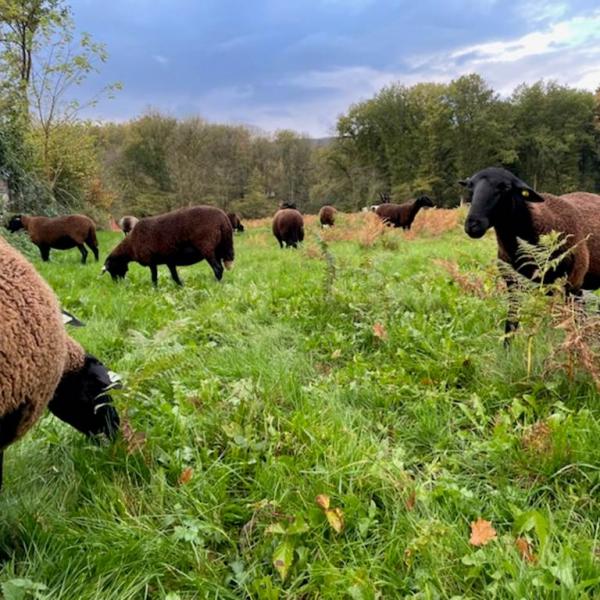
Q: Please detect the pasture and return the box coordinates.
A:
[1,211,599,599]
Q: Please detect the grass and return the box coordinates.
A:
[1,210,599,599]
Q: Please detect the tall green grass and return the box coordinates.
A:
[0,223,598,599]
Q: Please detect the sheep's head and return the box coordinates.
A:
[5,215,24,232]
[102,255,129,280]
[460,167,543,239]
[416,195,434,208]
[48,354,120,439]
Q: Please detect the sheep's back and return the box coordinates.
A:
[560,192,600,279]
[28,215,94,245]
[0,237,67,441]
[129,206,230,262]
[273,209,303,235]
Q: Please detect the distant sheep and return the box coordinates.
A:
[272,208,304,248]
[6,214,99,263]
[118,216,139,236]
[227,212,245,233]
[0,235,119,489]
[103,206,234,286]
[374,196,434,229]
[319,205,337,227]
[461,167,600,337]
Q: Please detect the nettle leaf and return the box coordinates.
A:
[265,523,287,535]
[287,516,309,535]
[272,539,294,581]
[1,579,48,600]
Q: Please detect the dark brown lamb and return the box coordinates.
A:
[0,236,119,490]
[5,214,99,263]
[103,206,234,286]
[227,212,245,232]
[374,196,434,229]
[461,167,600,338]
[272,208,304,248]
[319,205,337,227]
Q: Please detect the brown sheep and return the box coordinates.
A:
[6,214,99,263]
[227,212,245,232]
[319,205,337,227]
[272,208,304,248]
[103,206,234,286]
[0,235,119,489]
[374,196,434,229]
[461,167,600,338]
[118,216,139,236]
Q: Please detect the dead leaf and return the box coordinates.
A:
[515,537,537,563]
[469,518,497,547]
[121,418,146,455]
[373,322,388,340]
[178,467,194,485]
[324,507,344,533]
[316,494,330,510]
[331,349,342,359]
[406,491,416,511]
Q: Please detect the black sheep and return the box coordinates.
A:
[272,208,304,248]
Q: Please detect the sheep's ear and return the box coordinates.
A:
[512,180,544,202]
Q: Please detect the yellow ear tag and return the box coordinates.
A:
[522,190,530,197]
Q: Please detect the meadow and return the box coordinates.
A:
[0,211,599,599]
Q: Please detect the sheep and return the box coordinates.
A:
[319,205,337,227]
[103,205,234,286]
[118,216,139,236]
[374,196,434,229]
[5,214,99,264]
[0,235,120,489]
[460,166,600,338]
[272,208,304,248]
[227,212,245,233]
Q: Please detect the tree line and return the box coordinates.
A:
[1,1,599,220]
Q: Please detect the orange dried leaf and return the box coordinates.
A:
[406,491,416,511]
[515,537,537,563]
[325,507,344,533]
[178,467,194,485]
[373,322,388,340]
[469,518,497,546]
[316,494,330,510]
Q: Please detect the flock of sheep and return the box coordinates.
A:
[1,166,600,491]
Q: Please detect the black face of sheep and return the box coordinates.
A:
[460,167,543,239]
[416,195,434,209]
[5,215,24,233]
[48,355,120,439]
[102,255,129,280]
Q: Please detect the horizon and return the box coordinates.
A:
[69,1,600,136]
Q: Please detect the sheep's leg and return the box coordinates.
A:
[87,243,99,261]
[167,263,183,286]
[277,237,283,249]
[39,244,50,262]
[207,257,224,281]
[504,273,520,346]
[0,450,3,491]
[77,244,88,264]
[149,264,158,287]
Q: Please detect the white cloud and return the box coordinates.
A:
[153,54,169,66]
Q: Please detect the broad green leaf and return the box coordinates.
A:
[272,539,294,581]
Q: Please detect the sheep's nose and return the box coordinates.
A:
[465,218,486,239]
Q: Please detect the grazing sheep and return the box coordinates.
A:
[272,208,304,248]
[0,236,120,489]
[6,214,99,263]
[461,167,600,337]
[374,196,434,229]
[227,212,245,233]
[319,205,337,227]
[103,206,234,286]
[118,216,139,236]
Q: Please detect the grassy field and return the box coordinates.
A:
[1,211,599,599]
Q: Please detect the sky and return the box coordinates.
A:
[69,0,600,137]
